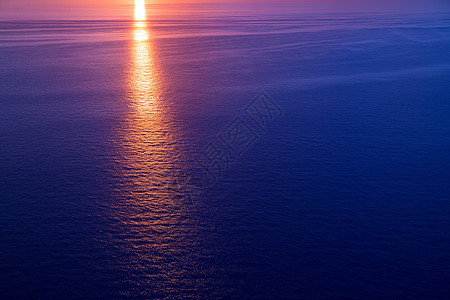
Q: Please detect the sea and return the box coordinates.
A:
[1,1,450,298]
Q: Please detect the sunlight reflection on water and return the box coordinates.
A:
[103,5,209,295]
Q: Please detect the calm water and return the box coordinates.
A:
[1,2,450,298]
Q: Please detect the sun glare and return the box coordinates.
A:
[135,0,146,21]
[134,0,148,41]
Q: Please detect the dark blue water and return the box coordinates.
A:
[1,2,450,298]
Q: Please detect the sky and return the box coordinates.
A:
[2,0,353,20]
[1,0,446,19]
[1,0,409,6]
[0,0,381,11]
[1,0,269,6]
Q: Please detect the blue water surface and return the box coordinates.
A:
[1,2,450,298]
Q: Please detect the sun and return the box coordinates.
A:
[134,0,146,21]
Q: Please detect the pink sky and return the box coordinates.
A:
[0,0,435,19]
[1,0,383,6]
[2,0,276,6]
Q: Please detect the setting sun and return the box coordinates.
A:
[134,0,146,21]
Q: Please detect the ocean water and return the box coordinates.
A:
[1,2,450,298]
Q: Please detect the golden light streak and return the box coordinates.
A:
[118,0,182,203]
[103,2,201,283]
